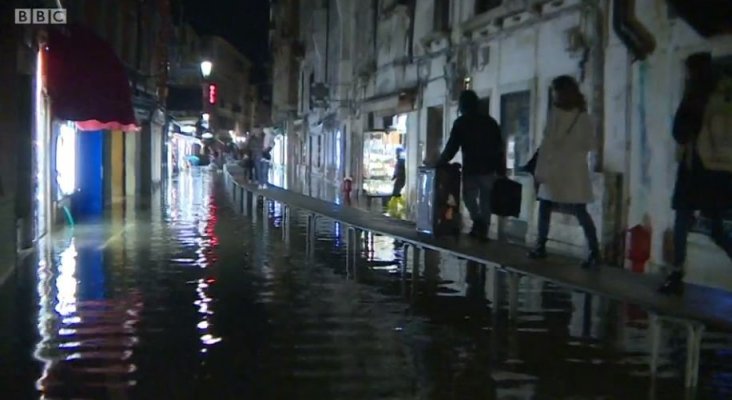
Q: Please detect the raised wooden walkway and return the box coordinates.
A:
[223,166,732,389]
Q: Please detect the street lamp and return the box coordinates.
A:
[200,60,212,78]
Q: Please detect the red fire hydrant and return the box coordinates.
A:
[342,177,353,205]
[626,224,651,273]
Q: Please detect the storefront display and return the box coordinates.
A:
[55,122,76,198]
[170,133,203,174]
[362,130,403,196]
[362,114,407,196]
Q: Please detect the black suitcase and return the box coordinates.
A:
[416,163,462,237]
[491,177,522,217]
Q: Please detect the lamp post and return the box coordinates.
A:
[200,60,213,138]
[200,60,212,79]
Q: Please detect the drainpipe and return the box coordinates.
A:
[372,0,378,64]
[407,0,415,62]
[325,0,330,82]
[590,3,605,173]
[612,0,655,61]
[621,39,634,253]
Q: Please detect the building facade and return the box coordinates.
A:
[0,0,172,285]
[273,0,732,290]
[167,24,254,173]
[199,36,253,136]
[270,0,301,178]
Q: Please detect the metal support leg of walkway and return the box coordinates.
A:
[261,197,270,238]
[411,248,421,303]
[400,243,421,296]
[243,190,253,217]
[281,206,289,244]
[507,271,521,321]
[306,214,318,259]
[346,226,361,281]
[261,195,269,222]
[648,313,706,388]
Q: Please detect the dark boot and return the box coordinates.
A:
[528,243,547,259]
[581,250,600,269]
[469,220,486,239]
[658,270,684,295]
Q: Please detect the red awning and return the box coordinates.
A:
[45,24,138,132]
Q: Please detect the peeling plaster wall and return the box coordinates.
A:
[371,6,414,96]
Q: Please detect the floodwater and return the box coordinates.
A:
[1,169,731,399]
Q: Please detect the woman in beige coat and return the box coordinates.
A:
[528,75,600,268]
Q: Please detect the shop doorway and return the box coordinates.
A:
[362,129,403,196]
[499,90,532,241]
[335,127,346,179]
[425,106,443,164]
[74,131,105,219]
[501,91,531,173]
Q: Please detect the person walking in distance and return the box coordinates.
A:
[437,90,506,241]
[659,53,732,295]
[392,147,406,197]
[247,126,271,188]
[528,76,601,268]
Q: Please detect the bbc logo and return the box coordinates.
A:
[15,8,67,24]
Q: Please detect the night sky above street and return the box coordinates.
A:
[179,0,271,83]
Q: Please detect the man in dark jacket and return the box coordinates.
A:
[392,148,406,197]
[437,90,506,240]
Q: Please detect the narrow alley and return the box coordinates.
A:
[0,169,730,399]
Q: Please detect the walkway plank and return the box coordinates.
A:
[226,169,732,332]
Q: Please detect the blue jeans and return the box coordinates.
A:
[537,200,599,254]
[257,160,270,184]
[462,174,497,229]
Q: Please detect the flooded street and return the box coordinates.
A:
[1,169,731,399]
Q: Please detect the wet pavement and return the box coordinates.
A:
[1,169,731,399]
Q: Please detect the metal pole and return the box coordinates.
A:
[281,206,288,242]
[649,313,662,376]
[507,271,520,321]
[346,226,355,280]
[239,187,245,214]
[306,214,317,258]
[411,249,420,303]
[685,323,704,388]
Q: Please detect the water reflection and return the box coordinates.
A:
[283,177,732,399]
[172,172,222,354]
[3,169,728,399]
[34,233,141,398]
